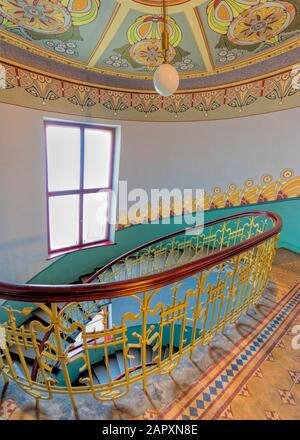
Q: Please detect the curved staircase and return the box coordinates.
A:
[0,211,281,409]
[6,295,174,390]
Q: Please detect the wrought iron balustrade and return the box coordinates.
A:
[0,211,282,413]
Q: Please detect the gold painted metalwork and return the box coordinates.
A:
[162,0,169,63]
[0,214,279,411]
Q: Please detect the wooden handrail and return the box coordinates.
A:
[0,211,282,303]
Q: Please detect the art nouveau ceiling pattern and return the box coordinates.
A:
[1,0,300,120]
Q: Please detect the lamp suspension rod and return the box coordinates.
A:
[162,0,169,63]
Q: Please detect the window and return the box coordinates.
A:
[45,121,117,256]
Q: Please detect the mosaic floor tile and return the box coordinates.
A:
[0,399,17,420]
[156,277,300,420]
[238,385,250,397]
[278,389,296,405]
[253,368,263,378]
[276,339,285,348]
[265,410,280,420]
[221,405,233,419]
[289,371,300,384]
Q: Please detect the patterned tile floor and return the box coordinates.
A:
[0,249,299,420]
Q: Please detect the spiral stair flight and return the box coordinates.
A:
[0,211,282,409]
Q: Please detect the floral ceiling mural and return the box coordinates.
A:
[0,0,108,62]
[96,7,203,73]
[0,0,100,34]
[113,14,191,70]
[0,0,300,79]
[202,0,300,66]
[2,1,300,119]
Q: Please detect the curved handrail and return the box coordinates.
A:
[0,211,282,303]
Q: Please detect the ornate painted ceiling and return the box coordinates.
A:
[1,0,300,84]
[1,0,300,120]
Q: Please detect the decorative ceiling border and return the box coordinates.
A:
[2,54,300,91]
[1,27,300,80]
[1,60,300,121]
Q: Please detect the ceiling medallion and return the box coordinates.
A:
[0,0,72,34]
[127,14,182,70]
[227,2,296,45]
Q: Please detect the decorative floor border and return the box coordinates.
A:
[157,283,300,419]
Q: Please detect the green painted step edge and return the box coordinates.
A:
[56,323,192,386]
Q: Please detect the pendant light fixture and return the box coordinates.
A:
[153,0,179,97]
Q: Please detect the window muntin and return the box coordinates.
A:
[45,121,116,256]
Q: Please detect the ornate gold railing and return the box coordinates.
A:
[0,211,281,413]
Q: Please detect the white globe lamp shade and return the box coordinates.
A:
[153,63,179,97]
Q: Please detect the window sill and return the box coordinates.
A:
[47,241,116,260]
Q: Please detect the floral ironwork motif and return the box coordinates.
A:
[0,213,280,408]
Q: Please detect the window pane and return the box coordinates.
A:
[46,124,81,191]
[49,195,79,251]
[84,128,112,189]
[83,192,109,244]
